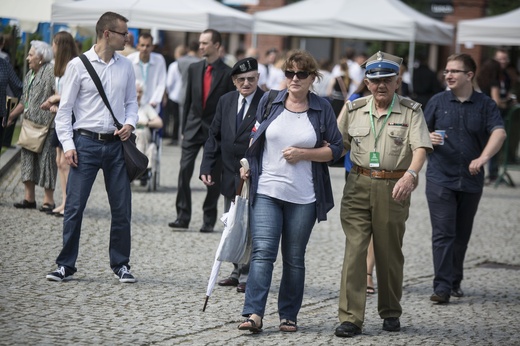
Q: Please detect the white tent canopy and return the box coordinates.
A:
[1,0,67,32]
[457,7,520,47]
[51,0,253,33]
[253,0,453,45]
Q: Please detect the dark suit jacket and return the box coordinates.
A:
[200,88,265,199]
[182,58,235,142]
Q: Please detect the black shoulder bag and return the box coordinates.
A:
[79,54,148,181]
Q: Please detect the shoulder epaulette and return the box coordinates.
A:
[346,98,368,112]
[400,97,422,111]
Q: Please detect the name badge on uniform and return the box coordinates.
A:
[369,152,380,168]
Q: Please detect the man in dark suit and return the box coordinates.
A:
[200,57,264,292]
[168,29,234,233]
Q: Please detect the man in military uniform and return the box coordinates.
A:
[335,51,433,337]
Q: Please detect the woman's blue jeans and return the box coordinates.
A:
[242,194,316,323]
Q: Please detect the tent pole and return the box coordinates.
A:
[252,33,257,48]
[408,40,415,94]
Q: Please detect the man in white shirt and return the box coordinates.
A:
[48,11,139,284]
[127,33,167,113]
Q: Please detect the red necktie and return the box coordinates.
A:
[203,64,212,109]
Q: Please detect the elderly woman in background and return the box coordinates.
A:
[238,50,343,333]
[40,31,79,217]
[5,41,56,211]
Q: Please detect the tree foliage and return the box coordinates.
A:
[401,0,520,16]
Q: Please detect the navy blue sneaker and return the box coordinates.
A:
[115,265,136,283]
[46,266,73,282]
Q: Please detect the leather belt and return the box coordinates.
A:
[76,129,119,142]
[352,165,406,180]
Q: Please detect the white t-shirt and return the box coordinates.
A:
[257,108,317,204]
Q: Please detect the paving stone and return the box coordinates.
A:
[0,145,519,345]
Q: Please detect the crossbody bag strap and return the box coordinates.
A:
[262,89,280,121]
[79,54,123,129]
[336,76,348,100]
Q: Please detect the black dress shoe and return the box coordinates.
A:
[168,219,189,229]
[451,287,464,297]
[14,200,36,209]
[199,224,214,233]
[335,321,361,337]
[382,317,401,332]
[237,282,246,293]
[217,277,239,287]
[430,292,450,304]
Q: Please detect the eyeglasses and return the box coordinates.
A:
[235,76,257,84]
[285,70,310,80]
[443,69,468,76]
[108,30,129,38]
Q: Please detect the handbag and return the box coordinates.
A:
[18,115,54,153]
[79,54,148,181]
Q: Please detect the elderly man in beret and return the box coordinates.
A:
[200,57,265,292]
[335,51,432,337]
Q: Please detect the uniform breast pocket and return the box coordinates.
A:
[386,127,409,156]
[348,126,371,154]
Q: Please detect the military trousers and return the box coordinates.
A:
[338,173,410,328]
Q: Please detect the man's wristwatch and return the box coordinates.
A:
[406,169,418,182]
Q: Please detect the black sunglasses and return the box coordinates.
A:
[284,70,310,80]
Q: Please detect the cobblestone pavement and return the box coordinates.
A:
[1,144,519,345]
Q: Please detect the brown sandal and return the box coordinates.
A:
[279,320,297,332]
[367,273,376,295]
[238,317,263,333]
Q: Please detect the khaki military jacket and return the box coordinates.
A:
[338,94,432,170]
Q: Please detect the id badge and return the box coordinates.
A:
[369,152,380,168]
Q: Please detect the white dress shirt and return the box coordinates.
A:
[166,61,182,103]
[55,46,139,153]
[237,91,257,119]
[127,51,166,112]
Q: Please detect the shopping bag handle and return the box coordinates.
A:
[235,159,250,196]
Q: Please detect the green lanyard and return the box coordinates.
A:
[369,94,396,152]
[139,60,149,84]
[23,71,35,108]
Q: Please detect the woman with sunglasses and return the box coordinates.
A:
[238,50,343,334]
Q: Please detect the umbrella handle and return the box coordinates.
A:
[202,296,209,312]
[240,158,249,171]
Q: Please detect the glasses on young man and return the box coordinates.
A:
[443,69,469,76]
[284,70,310,80]
[235,76,257,84]
[109,30,129,38]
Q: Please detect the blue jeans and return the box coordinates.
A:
[242,194,316,323]
[56,134,132,274]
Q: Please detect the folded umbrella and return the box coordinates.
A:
[203,159,251,312]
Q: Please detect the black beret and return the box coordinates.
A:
[231,57,258,76]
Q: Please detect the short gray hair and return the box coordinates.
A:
[30,40,53,63]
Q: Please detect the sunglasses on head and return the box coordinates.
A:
[284,70,310,80]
